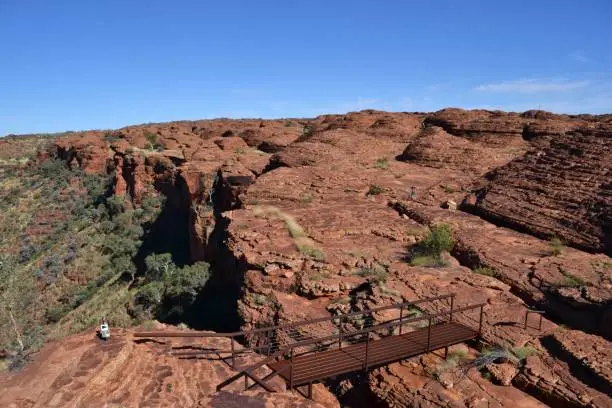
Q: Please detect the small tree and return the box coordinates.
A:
[136,253,210,317]
[422,224,454,262]
[0,255,39,360]
[296,125,315,142]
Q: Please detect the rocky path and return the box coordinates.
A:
[0,326,328,408]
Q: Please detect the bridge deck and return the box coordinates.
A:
[268,321,477,386]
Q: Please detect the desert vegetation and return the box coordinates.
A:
[548,235,565,256]
[0,147,210,369]
[409,223,454,267]
[253,205,325,261]
[374,157,389,169]
[367,184,384,195]
[353,263,388,283]
[472,266,498,277]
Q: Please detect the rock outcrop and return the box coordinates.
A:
[6,108,610,408]
[464,127,612,256]
[0,324,329,408]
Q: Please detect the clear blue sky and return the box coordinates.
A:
[1,0,611,135]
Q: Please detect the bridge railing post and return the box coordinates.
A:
[364,332,370,372]
[523,309,544,331]
[398,305,403,335]
[478,305,484,336]
[538,313,543,331]
[289,348,295,390]
[338,317,343,350]
[426,316,432,352]
[230,336,235,368]
[449,294,455,322]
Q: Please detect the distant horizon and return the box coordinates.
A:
[2,1,611,135]
[3,106,612,138]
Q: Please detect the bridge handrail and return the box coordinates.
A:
[134,293,455,340]
[215,301,485,391]
[242,302,485,374]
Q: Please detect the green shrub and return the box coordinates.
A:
[378,284,400,296]
[301,193,314,203]
[442,184,455,193]
[559,273,585,288]
[553,267,586,288]
[434,348,469,379]
[332,297,351,305]
[510,346,539,361]
[45,304,71,323]
[548,236,564,256]
[141,320,157,330]
[302,125,314,138]
[473,266,498,277]
[422,224,454,261]
[104,132,122,142]
[83,173,112,204]
[286,221,307,240]
[135,281,165,310]
[18,239,37,264]
[448,348,469,360]
[367,185,383,195]
[141,194,164,214]
[354,264,388,283]
[310,272,327,281]
[409,255,439,267]
[105,195,126,217]
[144,131,158,150]
[38,159,72,185]
[374,158,389,169]
[297,243,326,261]
[253,294,267,306]
[0,255,40,359]
[474,346,538,369]
[135,253,210,317]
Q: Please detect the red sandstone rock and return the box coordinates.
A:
[0,326,326,408]
[12,109,611,408]
[465,127,612,255]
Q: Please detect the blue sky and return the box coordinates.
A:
[1,0,611,135]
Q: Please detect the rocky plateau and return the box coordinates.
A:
[1,108,611,408]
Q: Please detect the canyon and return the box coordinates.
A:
[0,108,610,408]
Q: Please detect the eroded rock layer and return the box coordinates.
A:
[465,127,612,255]
[1,108,611,408]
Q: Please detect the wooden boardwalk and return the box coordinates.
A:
[134,293,485,398]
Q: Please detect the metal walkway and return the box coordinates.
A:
[134,293,484,398]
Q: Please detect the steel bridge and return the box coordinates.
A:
[134,293,485,399]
